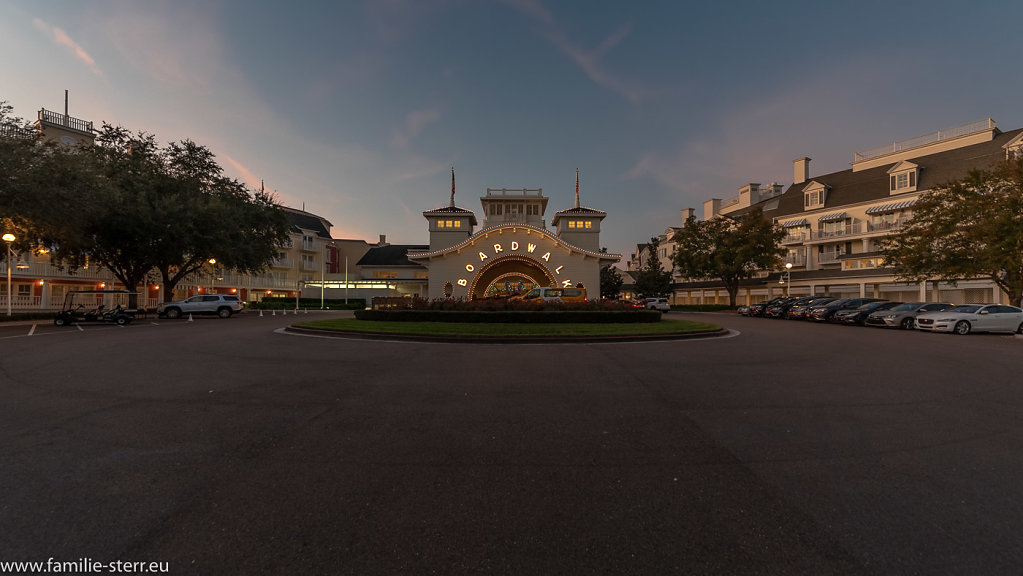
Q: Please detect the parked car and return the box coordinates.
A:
[643,297,671,311]
[863,302,952,329]
[785,297,836,320]
[749,297,793,317]
[808,298,886,322]
[915,304,1023,335]
[833,301,901,325]
[766,296,815,318]
[158,294,244,319]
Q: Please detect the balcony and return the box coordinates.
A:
[809,222,863,241]
[818,250,847,264]
[38,109,95,135]
[270,258,293,269]
[783,253,807,267]
[782,232,809,245]
[866,219,907,234]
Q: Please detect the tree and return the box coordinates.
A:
[879,156,1023,306]
[1,105,290,300]
[600,265,623,300]
[633,236,672,298]
[673,208,785,307]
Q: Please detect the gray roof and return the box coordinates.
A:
[357,245,430,267]
[735,127,1023,221]
[284,207,333,239]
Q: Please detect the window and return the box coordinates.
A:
[489,204,503,215]
[568,221,576,228]
[302,234,315,250]
[527,204,539,216]
[301,254,315,269]
[804,189,824,208]
[453,220,460,228]
[585,221,592,229]
[888,163,919,193]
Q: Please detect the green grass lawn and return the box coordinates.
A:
[292,318,722,337]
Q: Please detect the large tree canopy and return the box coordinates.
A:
[0,103,290,298]
[880,156,1023,306]
[673,208,785,307]
[633,236,673,298]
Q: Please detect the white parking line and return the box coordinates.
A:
[77,325,84,332]
[28,324,36,336]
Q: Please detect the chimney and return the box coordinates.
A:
[680,208,696,223]
[703,198,721,221]
[793,157,811,184]
[378,234,387,246]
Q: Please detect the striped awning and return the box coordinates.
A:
[781,218,808,228]
[817,212,847,222]
[865,198,918,214]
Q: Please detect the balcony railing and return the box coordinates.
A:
[809,222,863,240]
[783,253,807,267]
[39,109,95,134]
[782,232,808,245]
[818,250,846,264]
[866,219,907,233]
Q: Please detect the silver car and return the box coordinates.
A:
[864,302,952,329]
[915,304,1023,335]
[158,294,244,319]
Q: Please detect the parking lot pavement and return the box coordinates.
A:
[2,312,1022,574]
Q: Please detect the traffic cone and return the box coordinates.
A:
[188,313,193,322]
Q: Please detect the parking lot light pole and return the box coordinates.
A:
[780,262,793,297]
[322,241,335,309]
[3,233,14,316]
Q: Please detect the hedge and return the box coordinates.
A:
[248,297,366,310]
[354,309,662,323]
[669,304,733,312]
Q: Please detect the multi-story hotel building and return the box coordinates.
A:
[631,119,1023,306]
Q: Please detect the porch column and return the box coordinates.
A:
[859,282,866,298]
[919,281,927,301]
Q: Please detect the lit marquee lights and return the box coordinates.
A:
[457,239,570,289]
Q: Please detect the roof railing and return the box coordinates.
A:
[854,118,995,162]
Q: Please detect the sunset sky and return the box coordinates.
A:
[2,0,1021,258]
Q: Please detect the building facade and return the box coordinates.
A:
[655,118,1023,306]
[408,172,620,299]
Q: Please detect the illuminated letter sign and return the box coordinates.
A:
[542,252,551,262]
[465,264,474,272]
[479,252,488,262]
[562,280,573,288]
[511,241,519,251]
[493,244,503,253]
[555,265,564,274]
[527,243,536,253]
[457,279,467,286]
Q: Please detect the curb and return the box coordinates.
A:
[283,325,731,344]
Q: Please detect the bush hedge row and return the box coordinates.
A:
[354,309,662,323]
[248,297,366,310]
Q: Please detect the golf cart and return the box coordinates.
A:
[53,290,138,326]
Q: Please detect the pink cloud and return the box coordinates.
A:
[33,18,102,76]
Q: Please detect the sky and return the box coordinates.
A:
[2,0,1022,260]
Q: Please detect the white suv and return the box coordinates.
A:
[644,297,670,312]
[158,294,243,319]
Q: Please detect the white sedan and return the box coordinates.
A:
[915,304,1023,335]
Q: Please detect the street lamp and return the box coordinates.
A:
[779,261,793,297]
[321,241,335,309]
[208,259,217,294]
[3,233,14,317]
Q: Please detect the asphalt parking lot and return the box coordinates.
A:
[1,311,1022,575]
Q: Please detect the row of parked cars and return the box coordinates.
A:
[738,296,1023,335]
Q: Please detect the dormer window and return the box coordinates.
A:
[887,161,920,194]
[803,181,827,209]
[1005,133,1023,160]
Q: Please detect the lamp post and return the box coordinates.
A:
[3,233,14,317]
[208,258,217,294]
[321,241,335,309]
[779,261,793,297]
[344,256,349,305]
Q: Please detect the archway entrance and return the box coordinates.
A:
[469,255,556,299]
